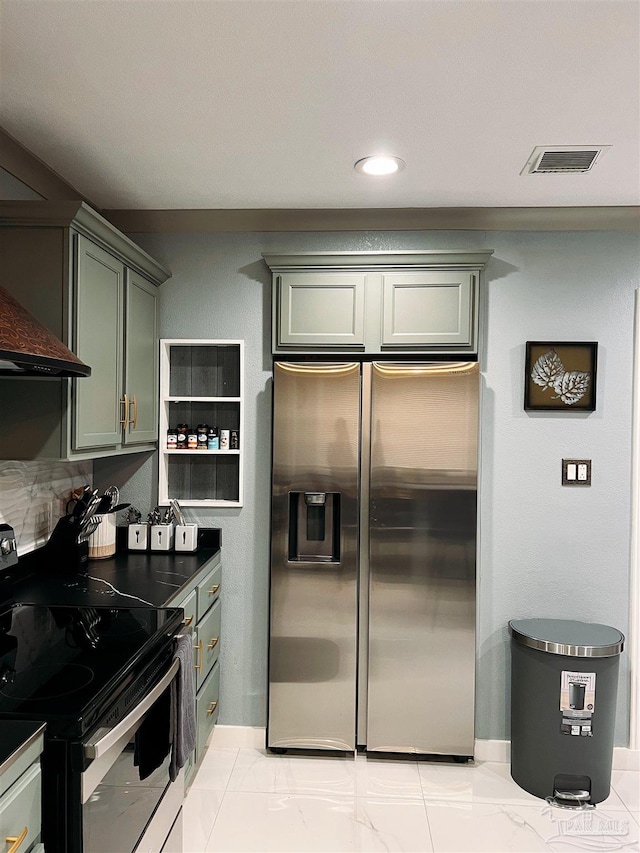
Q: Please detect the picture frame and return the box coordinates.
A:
[524,341,598,412]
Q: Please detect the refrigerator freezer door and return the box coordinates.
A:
[367,361,479,755]
[268,362,360,750]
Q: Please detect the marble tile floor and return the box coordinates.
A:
[183,748,640,853]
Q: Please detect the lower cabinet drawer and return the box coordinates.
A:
[196,598,221,690]
[197,562,221,620]
[0,763,41,853]
[196,660,220,760]
[180,589,197,631]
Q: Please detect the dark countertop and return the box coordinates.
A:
[0,721,46,777]
[3,528,221,609]
[0,530,221,787]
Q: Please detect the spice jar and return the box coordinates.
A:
[207,426,219,450]
[176,424,188,449]
[167,427,177,450]
[197,424,209,450]
[230,429,239,450]
[187,429,198,450]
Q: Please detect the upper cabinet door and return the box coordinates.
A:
[277,272,366,347]
[266,251,493,356]
[73,235,124,450]
[381,271,475,348]
[124,271,158,445]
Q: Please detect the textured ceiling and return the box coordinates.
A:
[1,0,638,210]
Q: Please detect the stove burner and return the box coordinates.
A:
[0,663,95,700]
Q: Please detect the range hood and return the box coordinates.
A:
[0,286,91,377]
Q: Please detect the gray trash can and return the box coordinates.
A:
[509,618,624,807]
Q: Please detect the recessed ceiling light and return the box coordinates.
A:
[354,155,405,176]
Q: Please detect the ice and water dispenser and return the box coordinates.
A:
[288,492,341,562]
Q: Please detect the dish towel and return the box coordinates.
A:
[170,632,197,781]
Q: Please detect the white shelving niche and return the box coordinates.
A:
[159,339,244,507]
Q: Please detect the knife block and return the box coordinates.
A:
[45,517,89,573]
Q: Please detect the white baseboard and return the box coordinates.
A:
[209,725,266,749]
[474,738,511,763]
[208,727,640,771]
[474,739,640,771]
[612,746,640,771]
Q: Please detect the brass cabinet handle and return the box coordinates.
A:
[194,640,202,670]
[184,616,193,627]
[130,395,138,429]
[120,394,129,429]
[208,637,219,651]
[208,584,220,596]
[206,701,218,716]
[6,828,28,853]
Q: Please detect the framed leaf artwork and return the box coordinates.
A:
[525,341,598,412]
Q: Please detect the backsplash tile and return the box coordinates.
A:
[0,460,92,553]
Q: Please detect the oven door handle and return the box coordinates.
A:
[84,657,180,761]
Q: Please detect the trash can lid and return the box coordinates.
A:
[508,619,624,657]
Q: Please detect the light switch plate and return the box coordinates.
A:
[562,459,591,486]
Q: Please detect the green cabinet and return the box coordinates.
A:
[124,271,159,446]
[0,201,169,460]
[265,251,493,356]
[196,599,221,691]
[167,554,222,787]
[74,236,125,449]
[277,272,366,347]
[381,271,475,348]
[196,661,220,760]
[0,727,45,853]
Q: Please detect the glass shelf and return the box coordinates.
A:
[164,449,241,455]
[164,396,242,403]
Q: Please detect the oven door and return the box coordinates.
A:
[81,657,184,853]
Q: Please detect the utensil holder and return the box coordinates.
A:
[150,523,175,551]
[175,523,198,552]
[88,514,116,560]
[127,523,149,551]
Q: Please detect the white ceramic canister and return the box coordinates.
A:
[151,523,175,551]
[128,523,149,551]
[175,523,198,552]
[88,514,116,559]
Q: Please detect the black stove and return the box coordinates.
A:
[0,603,183,737]
[0,602,185,852]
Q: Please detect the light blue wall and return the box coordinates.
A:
[100,229,638,745]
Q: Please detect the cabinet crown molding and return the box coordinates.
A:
[0,200,171,284]
[262,249,494,273]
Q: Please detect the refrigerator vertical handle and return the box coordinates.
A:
[357,362,372,745]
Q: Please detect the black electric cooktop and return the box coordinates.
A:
[0,603,183,738]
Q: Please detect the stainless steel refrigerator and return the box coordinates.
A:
[268,360,479,755]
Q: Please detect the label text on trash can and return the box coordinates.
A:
[560,671,595,735]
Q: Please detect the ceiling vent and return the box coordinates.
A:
[521,145,611,175]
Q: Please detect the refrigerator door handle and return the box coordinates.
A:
[372,361,478,376]
[357,362,372,746]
